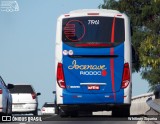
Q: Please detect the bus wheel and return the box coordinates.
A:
[59,109,69,118]
[112,107,130,117]
[55,106,59,114]
[70,111,78,117]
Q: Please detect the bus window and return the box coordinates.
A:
[62,17,125,47]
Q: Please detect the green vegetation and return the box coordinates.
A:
[99,0,160,91]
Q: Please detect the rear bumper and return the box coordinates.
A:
[59,104,130,112]
[12,108,36,113]
[58,89,131,104]
[12,103,37,113]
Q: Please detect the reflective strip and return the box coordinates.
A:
[80,83,106,85]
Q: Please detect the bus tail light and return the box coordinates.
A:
[0,89,2,94]
[64,14,70,17]
[87,13,99,15]
[41,107,45,111]
[121,63,130,88]
[57,63,66,89]
[31,93,36,99]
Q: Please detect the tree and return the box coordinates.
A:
[99,0,160,91]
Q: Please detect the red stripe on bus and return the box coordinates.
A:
[111,17,116,43]
[110,48,116,100]
[110,16,116,100]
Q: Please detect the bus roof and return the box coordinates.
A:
[61,9,127,18]
[69,9,121,15]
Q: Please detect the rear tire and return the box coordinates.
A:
[55,107,59,114]
[54,101,59,114]
[154,91,159,99]
[7,101,12,116]
[70,111,78,117]
[5,101,10,116]
[33,110,38,116]
[112,107,130,117]
[59,109,69,118]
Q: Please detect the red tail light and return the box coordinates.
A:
[64,14,70,17]
[0,89,2,94]
[57,63,66,88]
[87,13,99,15]
[41,107,45,111]
[121,63,130,88]
[31,93,36,99]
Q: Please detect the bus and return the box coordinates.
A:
[55,9,132,117]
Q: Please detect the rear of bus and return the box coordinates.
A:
[55,9,132,117]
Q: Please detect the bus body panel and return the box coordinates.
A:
[124,14,132,104]
[55,15,63,104]
[62,43,124,94]
[55,9,132,108]
[63,89,124,104]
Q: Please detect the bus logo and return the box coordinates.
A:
[68,60,107,76]
[68,60,106,70]
[64,20,86,42]
[0,1,19,12]
[102,69,107,76]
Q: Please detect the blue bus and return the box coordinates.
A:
[55,9,132,117]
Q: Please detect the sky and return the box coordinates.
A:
[0,0,149,108]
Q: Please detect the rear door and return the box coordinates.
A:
[62,16,125,94]
[10,85,36,104]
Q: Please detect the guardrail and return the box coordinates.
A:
[146,98,160,114]
[145,98,160,124]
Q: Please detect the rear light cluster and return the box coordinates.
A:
[57,63,66,88]
[41,107,45,111]
[121,63,130,89]
[0,89,2,94]
[87,13,99,15]
[31,93,36,99]
[64,14,70,17]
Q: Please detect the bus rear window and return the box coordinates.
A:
[62,17,125,47]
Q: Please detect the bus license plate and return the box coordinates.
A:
[88,85,99,90]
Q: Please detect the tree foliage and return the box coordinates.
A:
[99,0,160,90]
